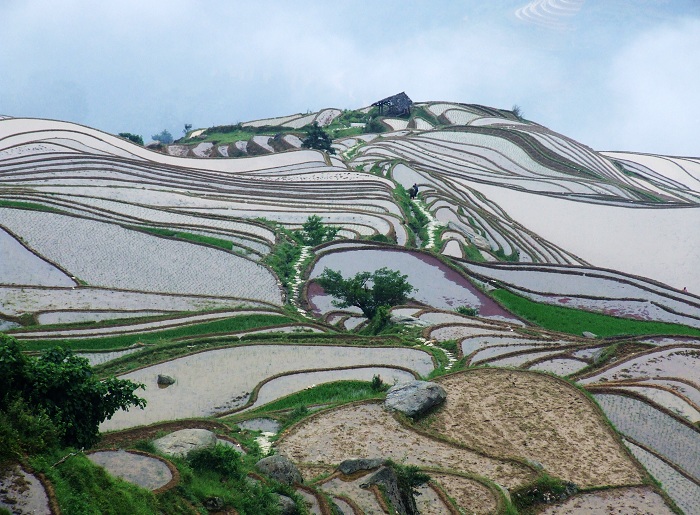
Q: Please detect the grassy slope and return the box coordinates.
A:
[491,289,700,338]
[19,314,297,352]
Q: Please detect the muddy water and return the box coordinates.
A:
[242,366,416,411]
[594,393,700,482]
[0,227,75,286]
[100,345,434,431]
[529,358,588,376]
[77,348,142,366]
[308,248,517,319]
[87,450,172,491]
[0,465,50,515]
[579,347,700,385]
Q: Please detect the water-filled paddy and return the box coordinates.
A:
[0,226,75,286]
[243,366,416,411]
[308,248,516,320]
[101,344,434,431]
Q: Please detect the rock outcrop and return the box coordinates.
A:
[384,380,447,418]
[255,455,303,485]
[152,428,217,458]
[337,458,386,475]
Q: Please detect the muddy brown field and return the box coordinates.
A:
[276,401,535,489]
[427,369,644,487]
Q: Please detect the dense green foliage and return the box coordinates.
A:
[394,184,429,246]
[301,121,336,154]
[316,267,414,319]
[294,214,340,246]
[18,314,295,352]
[456,305,479,317]
[491,289,700,338]
[117,132,144,145]
[151,129,173,144]
[0,334,145,449]
[510,473,577,511]
[265,239,301,288]
[30,452,159,514]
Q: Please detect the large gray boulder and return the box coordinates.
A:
[361,466,417,515]
[275,494,298,515]
[152,428,217,458]
[255,455,303,485]
[337,458,386,475]
[385,380,446,418]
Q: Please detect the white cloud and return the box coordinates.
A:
[600,17,700,155]
[515,0,585,29]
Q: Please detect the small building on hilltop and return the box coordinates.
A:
[372,92,413,117]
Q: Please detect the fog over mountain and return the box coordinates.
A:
[1,0,699,155]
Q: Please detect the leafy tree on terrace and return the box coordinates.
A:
[118,132,144,145]
[295,215,340,246]
[301,122,336,154]
[0,334,146,449]
[316,267,415,319]
[151,129,174,144]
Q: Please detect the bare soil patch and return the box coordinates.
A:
[427,369,644,488]
[430,473,498,515]
[276,402,534,489]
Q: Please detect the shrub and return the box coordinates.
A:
[511,473,577,510]
[0,334,146,448]
[316,267,415,320]
[188,445,244,480]
[456,306,478,317]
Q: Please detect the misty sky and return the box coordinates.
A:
[1,0,699,155]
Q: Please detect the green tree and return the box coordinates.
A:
[151,129,173,144]
[316,267,415,319]
[0,334,146,449]
[295,215,340,246]
[117,132,144,145]
[301,122,336,154]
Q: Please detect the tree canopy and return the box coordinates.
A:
[0,334,145,450]
[301,122,336,154]
[316,267,415,319]
[294,215,340,246]
[151,129,174,144]
[118,132,144,145]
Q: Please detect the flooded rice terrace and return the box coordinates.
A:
[308,247,516,319]
[101,344,434,431]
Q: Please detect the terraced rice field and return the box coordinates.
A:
[101,344,434,431]
[427,370,644,488]
[276,401,536,489]
[3,103,699,513]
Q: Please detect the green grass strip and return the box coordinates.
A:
[491,289,700,338]
[0,200,63,213]
[249,380,385,414]
[19,314,295,352]
[247,381,384,413]
[130,226,234,251]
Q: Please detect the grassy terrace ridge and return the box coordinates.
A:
[0,199,65,213]
[18,313,298,352]
[246,379,387,415]
[491,288,700,338]
[125,225,235,251]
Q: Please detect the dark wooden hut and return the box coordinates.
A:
[372,92,413,117]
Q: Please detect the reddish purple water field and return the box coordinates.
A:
[307,247,516,321]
